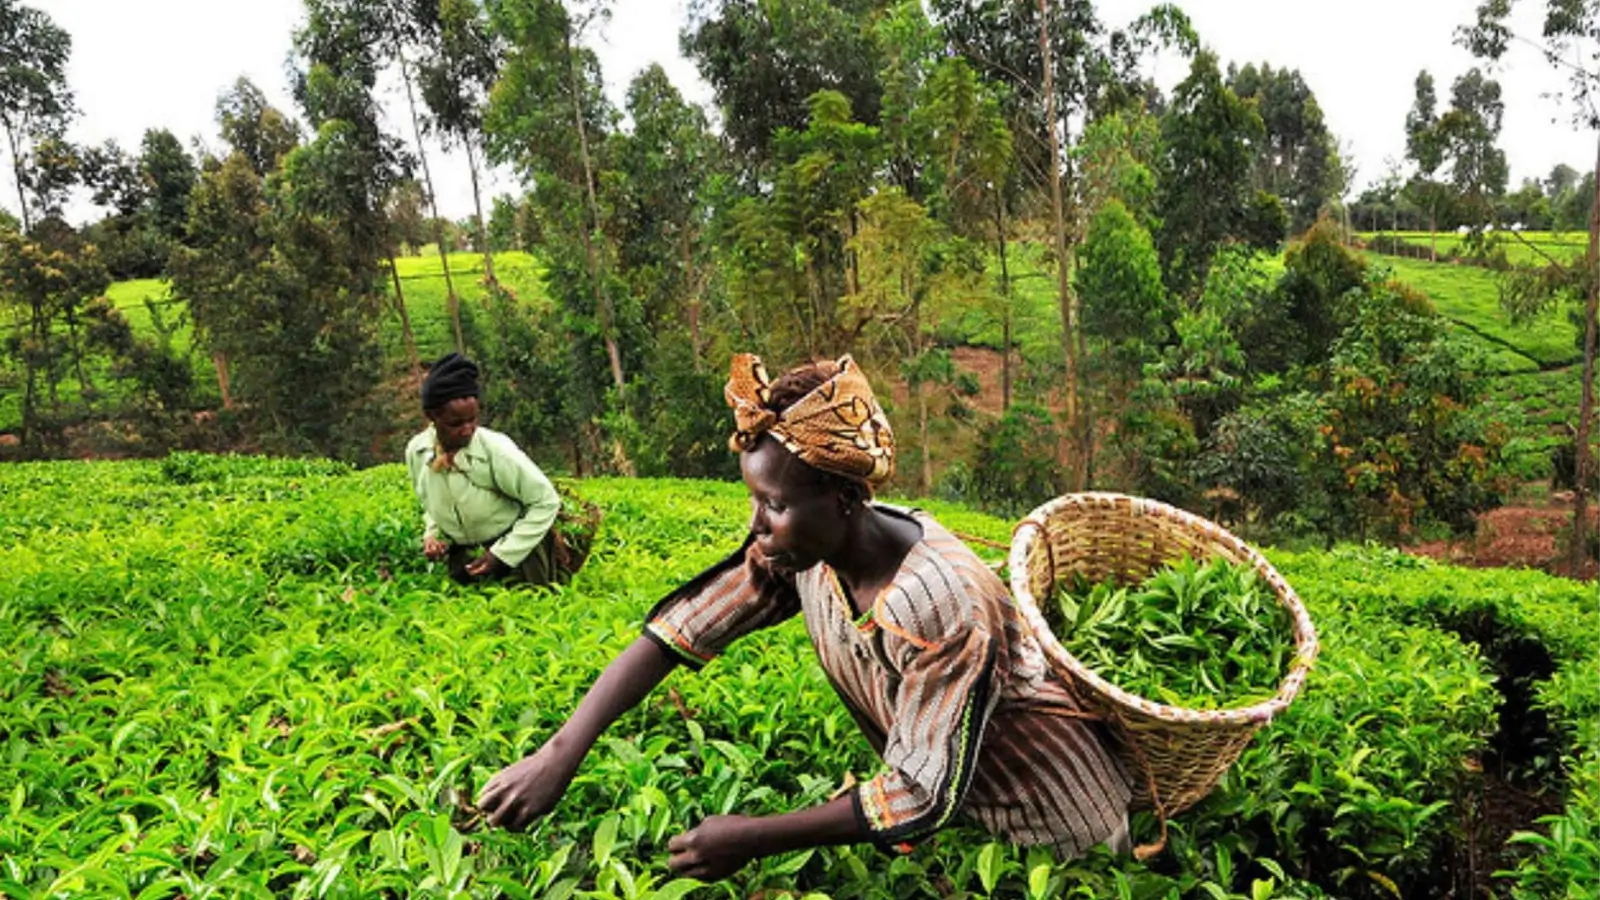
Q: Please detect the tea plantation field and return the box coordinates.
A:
[1,456,1595,898]
[1357,231,1590,268]
[0,254,546,434]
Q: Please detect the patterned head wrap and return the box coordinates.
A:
[725,353,895,488]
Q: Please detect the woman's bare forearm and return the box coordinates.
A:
[553,636,678,752]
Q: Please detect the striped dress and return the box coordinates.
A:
[643,505,1133,857]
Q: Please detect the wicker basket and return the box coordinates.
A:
[1007,493,1319,848]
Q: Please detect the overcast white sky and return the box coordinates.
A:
[10,0,1595,226]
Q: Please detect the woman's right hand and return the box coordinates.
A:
[477,738,584,831]
[423,536,450,561]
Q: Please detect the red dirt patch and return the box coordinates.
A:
[1412,501,1598,580]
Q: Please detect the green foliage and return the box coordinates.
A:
[1077,199,1170,367]
[715,89,884,358]
[1273,545,1600,898]
[1438,69,1509,231]
[1271,218,1368,369]
[684,0,892,170]
[0,221,114,452]
[140,127,198,242]
[1228,62,1343,233]
[971,401,1060,516]
[0,0,75,231]
[2,460,1593,898]
[1309,283,1508,538]
[171,145,389,462]
[1364,252,1580,369]
[1048,556,1295,709]
[1191,395,1317,535]
[1157,50,1272,298]
[1076,106,1161,229]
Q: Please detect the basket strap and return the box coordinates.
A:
[1010,517,1057,588]
[1009,517,1049,540]
[1114,708,1170,862]
[1027,706,1103,722]
[951,529,1010,551]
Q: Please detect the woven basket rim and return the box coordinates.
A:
[1008,492,1320,729]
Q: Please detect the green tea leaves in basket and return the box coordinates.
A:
[1048,556,1295,710]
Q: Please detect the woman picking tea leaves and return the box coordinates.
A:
[478,354,1133,879]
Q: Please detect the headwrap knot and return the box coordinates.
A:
[724,352,895,488]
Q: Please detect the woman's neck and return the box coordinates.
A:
[826,505,920,599]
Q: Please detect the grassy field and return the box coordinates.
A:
[1486,365,1586,479]
[95,251,548,371]
[1365,254,1583,369]
[1358,229,1590,266]
[385,251,548,364]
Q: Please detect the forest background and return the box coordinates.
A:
[1,0,1596,571]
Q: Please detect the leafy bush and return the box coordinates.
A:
[0,459,1592,899]
[971,401,1061,517]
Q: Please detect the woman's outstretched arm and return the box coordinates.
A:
[478,636,678,829]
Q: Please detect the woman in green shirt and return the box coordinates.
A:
[406,353,568,586]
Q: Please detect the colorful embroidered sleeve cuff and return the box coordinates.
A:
[643,621,715,671]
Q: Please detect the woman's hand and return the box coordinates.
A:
[465,550,504,578]
[477,739,584,831]
[668,815,761,881]
[423,536,450,561]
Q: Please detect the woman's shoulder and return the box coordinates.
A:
[472,426,525,456]
[871,507,1007,645]
[404,429,435,458]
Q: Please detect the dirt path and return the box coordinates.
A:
[1411,499,1598,580]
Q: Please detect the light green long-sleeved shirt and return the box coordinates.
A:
[405,425,560,568]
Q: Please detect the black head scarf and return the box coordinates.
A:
[421,353,480,410]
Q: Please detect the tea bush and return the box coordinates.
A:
[0,457,1593,898]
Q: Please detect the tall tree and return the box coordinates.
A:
[1228,62,1343,233]
[1077,197,1170,485]
[849,188,980,492]
[1462,0,1600,575]
[268,0,407,455]
[0,222,111,451]
[1546,161,1579,199]
[1156,50,1269,300]
[932,0,1196,486]
[139,129,197,244]
[80,139,148,219]
[0,0,73,232]
[169,153,275,414]
[372,0,467,353]
[215,77,302,177]
[183,79,302,406]
[489,0,638,473]
[1403,70,1450,260]
[1439,67,1508,233]
[415,0,503,285]
[683,0,892,175]
[610,64,719,366]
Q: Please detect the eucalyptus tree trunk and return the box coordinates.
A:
[1571,132,1599,572]
[395,41,464,355]
[465,141,496,286]
[1039,0,1081,489]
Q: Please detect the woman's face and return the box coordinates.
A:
[740,438,849,574]
[428,397,479,452]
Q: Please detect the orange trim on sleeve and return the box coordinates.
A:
[646,622,716,663]
[872,605,937,651]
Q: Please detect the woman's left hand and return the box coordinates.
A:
[465,551,504,578]
[667,815,760,881]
